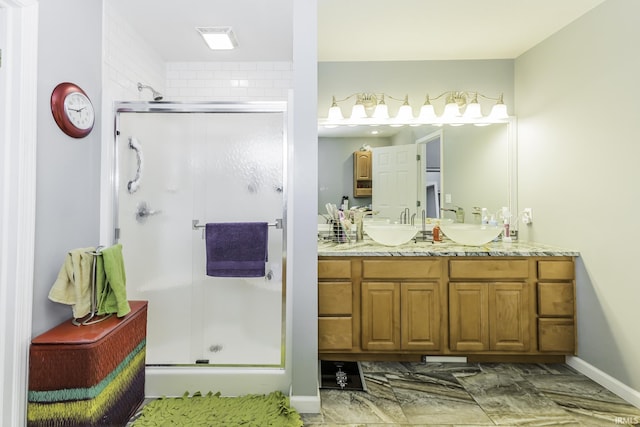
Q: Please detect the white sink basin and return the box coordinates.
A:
[439,223,503,246]
[364,224,419,246]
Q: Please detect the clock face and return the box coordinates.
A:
[51,82,95,138]
[64,92,94,130]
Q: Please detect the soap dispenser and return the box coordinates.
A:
[432,221,441,242]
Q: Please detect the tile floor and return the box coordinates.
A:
[301,362,640,426]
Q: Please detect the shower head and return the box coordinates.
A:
[137,82,163,101]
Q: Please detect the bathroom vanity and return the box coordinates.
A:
[318,240,578,363]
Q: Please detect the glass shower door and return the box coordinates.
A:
[116,109,285,367]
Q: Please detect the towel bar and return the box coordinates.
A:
[72,247,113,327]
[192,218,283,230]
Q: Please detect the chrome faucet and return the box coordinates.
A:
[441,206,465,223]
[415,209,430,241]
[399,208,410,224]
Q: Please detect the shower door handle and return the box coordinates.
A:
[127,137,144,194]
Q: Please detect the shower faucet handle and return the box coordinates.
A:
[135,201,161,223]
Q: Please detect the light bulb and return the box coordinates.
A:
[489,103,509,120]
[418,104,436,122]
[327,105,343,121]
[395,104,414,122]
[443,102,460,118]
[489,94,509,120]
[463,102,482,119]
[350,103,367,120]
[373,103,389,119]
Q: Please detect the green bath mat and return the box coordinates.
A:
[130,390,303,426]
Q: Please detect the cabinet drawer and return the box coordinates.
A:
[538,283,574,317]
[449,260,528,280]
[319,282,352,316]
[318,317,353,351]
[318,260,351,279]
[362,259,441,279]
[538,260,574,280]
[538,318,575,353]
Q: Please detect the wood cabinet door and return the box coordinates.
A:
[489,282,530,351]
[538,318,575,353]
[354,151,372,180]
[537,282,574,317]
[318,282,352,316]
[401,282,441,351]
[318,317,353,351]
[361,282,400,351]
[449,283,489,351]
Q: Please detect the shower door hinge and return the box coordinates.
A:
[416,154,421,161]
[416,200,421,207]
[114,228,120,240]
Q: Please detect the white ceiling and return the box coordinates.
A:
[319,0,607,61]
[112,0,606,62]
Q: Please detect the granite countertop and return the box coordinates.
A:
[317,238,579,257]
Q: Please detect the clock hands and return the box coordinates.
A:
[68,106,87,113]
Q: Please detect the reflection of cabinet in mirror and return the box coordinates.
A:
[353,150,372,197]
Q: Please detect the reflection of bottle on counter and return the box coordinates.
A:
[341,196,349,211]
[501,207,512,243]
[432,223,441,242]
[502,219,512,243]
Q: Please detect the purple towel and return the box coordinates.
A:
[205,222,268,277]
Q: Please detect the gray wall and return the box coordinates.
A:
[516,0,640,391]
[318,137,390,212]
[32,0,103,336]
[290,0,320,402]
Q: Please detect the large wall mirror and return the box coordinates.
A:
[318,118,517,225]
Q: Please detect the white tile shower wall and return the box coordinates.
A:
[166,61,293,102]
[103,2,166,101]
[100,3,167,245]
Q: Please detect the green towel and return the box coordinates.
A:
[48,247,96,318]
[96,244,131,317]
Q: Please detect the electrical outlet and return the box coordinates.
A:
[522,208,533,224]
[445,194,452,203]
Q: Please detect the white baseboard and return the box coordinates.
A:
[289,388,321,414]
[566,356,640,409]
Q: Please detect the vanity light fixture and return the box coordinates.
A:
[327,96,344,121]
[323,91,509,127]
[463,93,483,119]
[196,27,238,50]
[487,94,509,120]
[394,95,414,123]
[372,95,389,119]
[418,95,437,121]
[350,94,368,120]
[329,92,412,123]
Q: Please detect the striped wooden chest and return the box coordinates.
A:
[27,300,147,426]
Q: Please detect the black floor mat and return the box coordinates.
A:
[319,360,366,391]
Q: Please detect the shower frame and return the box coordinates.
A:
[110,101,292,396]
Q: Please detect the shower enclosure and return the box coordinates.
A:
[111,102,290,396]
